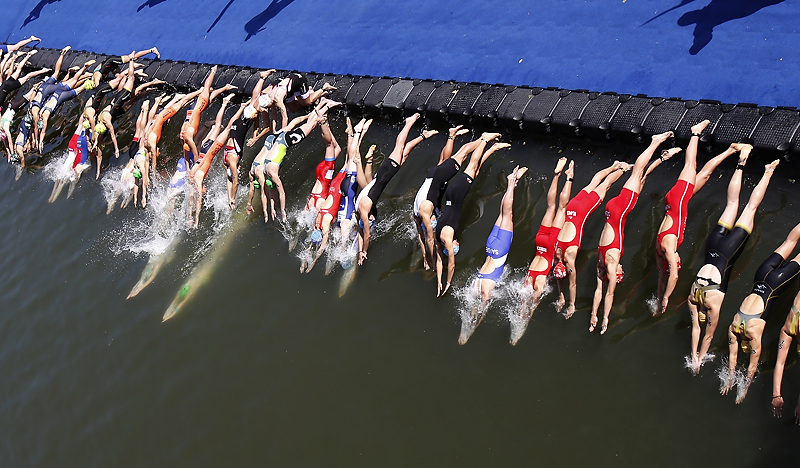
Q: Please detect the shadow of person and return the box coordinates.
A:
[244,0,297,42]
[137,0,169,13]
[677,0,785,55]
[21,0,62,29]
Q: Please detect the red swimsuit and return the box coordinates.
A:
[307,159,336,209]
[557,189,603,253]
[656,179,694,249]
[315,170,348,227]
[598,188,639,261]
[527,224,561,285]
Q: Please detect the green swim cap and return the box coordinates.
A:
[95,123,107,134]
[264,178,275,189]
[253,180,260,189]
[180,285,190,299]
[84,80,94,91]
[82,120,91,130]
[133,168,142,179]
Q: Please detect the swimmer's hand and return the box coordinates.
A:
[795,402,800,425]
[247,138,256,147]
[114,150,119,158]
[358,250,367,265]
[772,396,783,418]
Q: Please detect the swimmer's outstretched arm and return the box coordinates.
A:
[772,324,793,418]
[721,325,739,395]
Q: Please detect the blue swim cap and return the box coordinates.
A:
[310,229,323,244]
[444,241,460,256]
[358,218,375,230]
[341,258,354,270]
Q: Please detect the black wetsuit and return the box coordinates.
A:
[0,78,22,108]
[435,172,474,238]
[108,89,132,121]
[230,112,257,158]
[426,157,461,210]
[702,224,750,293]
[84,82,114,111]
[367,158,400,202]
[96,56,125,83]
[8,95,28,113]
[750,252,800,321]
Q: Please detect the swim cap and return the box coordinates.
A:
[358,218,376,230]
[83,80,94,91]
[264,178,275,189]
[253,180,261,189]
[0,132,5,142]
[82,120,91,130]
[180,285,189,299]
[341,258,354,270]
[310,229,323,244]
[553,261,567,279]
[420,218,438,233]
[444,240,460,257]
[258,94,272,109]
[616,266,624,284]
[183,143,190,151]
[133,168,142,179]
[243,104,257,120]
[95,123,107,134]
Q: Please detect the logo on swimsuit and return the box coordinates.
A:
[754,283,767,294]
[567,210,577,217]
[487,248,500,256]
[710,252,720,258]
[446,201,452,206]
[536,246,547,255]
[605,210,611,218]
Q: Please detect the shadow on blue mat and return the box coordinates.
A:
[244,0,298,41]
[207,0,237,33]
[21,0,63,29]
[137,0,169,12]
[645,0,786,55]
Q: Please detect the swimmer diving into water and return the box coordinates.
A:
[687,145,775,373]
[721,214,800,405]
[589,131,678,334]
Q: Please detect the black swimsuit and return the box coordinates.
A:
[750,252,800,321]
[435,172,474,238]
[700,224,750,293]
[0,78,22,107]
[426,157,461,210]
[367,158,400,202]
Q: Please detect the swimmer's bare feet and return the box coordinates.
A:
[260,69,276,79]
[421,129,438,140]
[61,45,71,55]
[405,113,421,126]
[449,125,469,138]
[27,50,38,56]
[30,36,41,43]
[589,314,598,332]
[150,47,161,59]
[322,82,337,91]
[84,59,96,67]
[222,93,234,104]
[221,83,237,92]
[564,304,575,320]
[481,132,501,142]
[489,142,511,152]
[651,130,673,145]
[618,162,634,172]
[353,118,365,134]
[730,142,751,153]
[600,316,609,335]
[554,157,567,174]
[765,159,780,173]
[565,160,575,179]
[365,145,376,160]
[210,65,218,73]
[660,147,682,161]
[690,119,711,135]
[362,119,373,135]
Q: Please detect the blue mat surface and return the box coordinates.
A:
[2,0,799,107]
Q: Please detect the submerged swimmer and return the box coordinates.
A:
[357,113,435,264]
[553,160,630,319]
[721,215,800,405]
[413,125,470,271]
[435,133,505,297]
[655,120,738,314]
[589,132,677,335]
[687,145,774,373]
[771,289,800,423]
[513,157,572,345]
[459,165,527,346]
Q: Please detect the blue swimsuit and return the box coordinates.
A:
[476,225,513,282]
